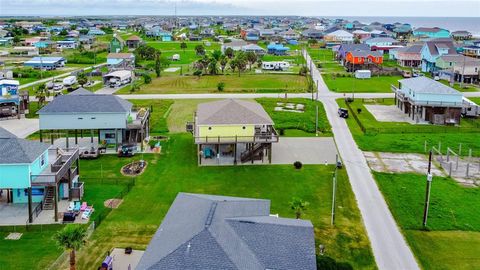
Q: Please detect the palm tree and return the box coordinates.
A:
[35,83,49,107]
[219,55,228,74]
[53,225,87,270]
[289,197,309,219]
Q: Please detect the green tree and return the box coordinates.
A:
[195,44,205,56]
[233,51,247,77]
[53,225,87,270]
[225,47,234,59]
[35,83,50,107]
[142,73,152,84]
[77,72,87,87]
[219,55,228,74]
[180,42,187,52]
[208,59,218,75]
[245,52,257,71]
[155,50,161,77]
[289,197,309,219]
[211,50,222,61]
[59,29,68,36]
[307,39,318,46]
[79,29,89,35]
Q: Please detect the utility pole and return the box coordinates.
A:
[331,165,338,225]
[422,150,434,229]
[315,105,318,136]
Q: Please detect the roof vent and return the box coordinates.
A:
[205,202,217,227]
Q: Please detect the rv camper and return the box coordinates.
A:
[355,70,371,79]
[62,76,77,86]
[262,61,290,71]
[462,97,480,117]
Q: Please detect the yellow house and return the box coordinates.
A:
[192,99,278,165]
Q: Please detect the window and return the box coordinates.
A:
[40,153,45,166]
[91,117,96,120]
[78,117,83,120]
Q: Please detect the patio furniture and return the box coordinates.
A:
[80,202,87,211]
[63,212,76,223]
[73,201,81,212]
[101,256,113,270]
[125,247,133,254]
[204,148,214,159]
[79,147,99,159]
[67,202,75,211]
[81,206,94,220]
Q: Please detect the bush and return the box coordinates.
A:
[217,82,225,91]
[293,161,302,169]
[142,73,152,84]
[299,66,308,76]
[279,128,285,135]
[193,70,202,77]
[357,108,362,114]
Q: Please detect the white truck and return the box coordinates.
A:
[62,76,77,86]
[262,61,290,71]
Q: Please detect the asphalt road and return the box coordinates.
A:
[304,50,420,270]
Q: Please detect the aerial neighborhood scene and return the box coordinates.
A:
[1,0,480,269]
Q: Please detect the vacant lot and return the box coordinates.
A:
[118,74,309,94]
[324,74,402,93]
[256,98,332,136]
[66,134,375,270]
[338,98,480,156]
[375,172,480,270]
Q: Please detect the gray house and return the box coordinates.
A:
[37,88,150,150]
[136,193,317,270]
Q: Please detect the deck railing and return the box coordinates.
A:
[31,148,79,185]
[194,128,279,144]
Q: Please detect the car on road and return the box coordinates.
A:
[338,108,349,118]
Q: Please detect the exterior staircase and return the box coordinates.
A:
[240,143,265,163]
[43,187,55,210]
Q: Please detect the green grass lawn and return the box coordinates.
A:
[438,80,480,92]
[307,48,335,63]
[0,229,61,269]
[166,99,218,133]
[66,134,375,270]
[337,98,480,156]
[323,74,403,93]
[117,74,309,94]
[470,97,480,104]
[256,98,332,136]
[146,41,221,51]
[374,172,480,269]
[130,99,173,134]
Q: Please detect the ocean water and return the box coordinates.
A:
[323,16,480,37]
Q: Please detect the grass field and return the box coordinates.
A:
[117,74,309,94]
[64,134,375,270]
[256,98,332,136]
[323,74,403,93]
[337,98,480,156]
[165,99,216,133]
[374,172,480,270]
[130,99,173,134]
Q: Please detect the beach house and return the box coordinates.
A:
[390,45,423,68]
[190,99,278,165]
[413,27,450,39]
[0,127,81,224]
[136,192,316,270]
[0,79,28,118]
[391,76,463,125]
[109,35,125,53]
[420,39,457,72]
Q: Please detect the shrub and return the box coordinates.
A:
[279,128,285,135]
[357,108,362,114]
[299,66,308,76]
[217,82,225,91]
[193,70,202,77]
[142,73,152,84]
[293,161,302,169]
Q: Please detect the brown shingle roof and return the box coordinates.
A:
[196,99,273,125]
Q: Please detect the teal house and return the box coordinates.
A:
[413,27,450,39]
[109,35,125,53]
[420,39,456,72]
[0,127,81,223]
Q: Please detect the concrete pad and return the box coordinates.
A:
[364,151,445,177]
[0,118,39,138]
[110,248,144,270]
[164,67,180,72]
[272,137,338,165]
[365,105,428,124]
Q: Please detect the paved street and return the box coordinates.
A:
[0,118,39,138]
[304,50,420,270]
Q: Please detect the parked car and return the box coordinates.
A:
[338,108,349,118]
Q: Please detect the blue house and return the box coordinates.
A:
[145,27,173,41]
[267,43,290,55]
[38,89,150,150]
[87,28,106,36]
[413,27,450,39]
[24,57,66,69]
[0,79,24,117]
[392,76,463,125]
[0,127,81,224]
[420,39,456,72]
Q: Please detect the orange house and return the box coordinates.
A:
[345,50,383,65]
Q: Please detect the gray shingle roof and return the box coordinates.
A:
[37,88,132,114]
[425,40,456,56]
[399,77,461,95]
[136,193,316,270]
[196,99,273,126]
[0,127,50,164]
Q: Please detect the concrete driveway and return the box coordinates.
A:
[0,118,39,138]
[272,137,338,164]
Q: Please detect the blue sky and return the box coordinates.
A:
[0,0,479,17]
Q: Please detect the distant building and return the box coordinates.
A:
[24,57,66,70]
[267,42,290,55]
[413,27,450,39]
[420,39,457,72]
[390,45,423,68]
[106,53,135,70]
[109,35,125,53]
[136,192,317,270]
[125,35,144,49]
[324,30,354,43]
[451,31,472,40]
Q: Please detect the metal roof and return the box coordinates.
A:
[399,77,461,95]
[136,193,316,270]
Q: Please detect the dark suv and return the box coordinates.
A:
[338,108,349,118]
